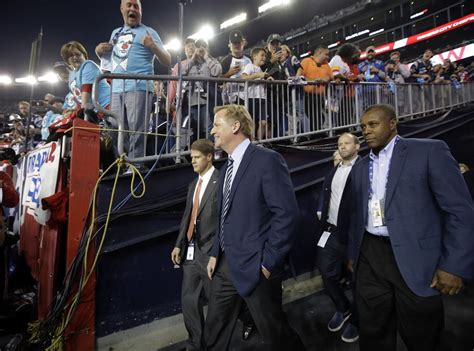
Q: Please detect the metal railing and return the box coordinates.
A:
[92,73,474,163]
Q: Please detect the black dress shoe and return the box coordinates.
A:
[242,322,254,340]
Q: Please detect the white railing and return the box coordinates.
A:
[92,74,474,163]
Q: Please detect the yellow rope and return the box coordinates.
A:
[29,154,147,350]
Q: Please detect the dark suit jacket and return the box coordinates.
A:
[319,156,360,242]
[349,137,474,297]
[210,143,299,297]
[175,168,219,258]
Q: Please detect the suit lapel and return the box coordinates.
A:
[360,156,370,225]
[227,144,256,210]
[385,138,408,210]
[197,169,218,217]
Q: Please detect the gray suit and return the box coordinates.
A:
[175,168,219,351]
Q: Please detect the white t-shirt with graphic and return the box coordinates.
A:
[242,63,266,99]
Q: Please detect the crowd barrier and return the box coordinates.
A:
[92,74,474,163]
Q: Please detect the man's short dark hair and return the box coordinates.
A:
[251,47,265,59]
[336,43,358,60]
[313,45,328,55]
[424,48,434,54]
[191,139,215,158]
[364,104,397,121]
[184,38,195,46]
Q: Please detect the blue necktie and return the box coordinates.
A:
[220,157,234,251]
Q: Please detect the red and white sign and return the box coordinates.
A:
[360,13,474,58]
[406,43,474,68]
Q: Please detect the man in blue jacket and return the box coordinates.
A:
[349,104,474,351]
[205,104,304,351]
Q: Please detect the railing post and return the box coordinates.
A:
[292,88,297,143]
[408,84,413,119]
[328,83,334,137]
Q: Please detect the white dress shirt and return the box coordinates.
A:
[366,135,399,236]
[327,157,357,226]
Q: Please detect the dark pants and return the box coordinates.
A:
[205,255,305,351]
[356,233,444,351]
[317,226,357,325]
[182,245,211,351]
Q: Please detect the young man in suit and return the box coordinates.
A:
[317,133,360,343]
[349,104,474,351]
[171,139,219,351]
[205,105,304,351]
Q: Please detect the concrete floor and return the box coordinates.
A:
[160,282,474,351]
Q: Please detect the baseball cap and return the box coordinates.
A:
[229,30,244,44]
[195,39,208,48]
[267,34,282,44]
[366,46,376,53]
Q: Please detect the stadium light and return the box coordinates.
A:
[15,76,37,85]
[258,0,291,14]
[189,24,215,41]
[369,28,384,36]
[164,38,182,52]
[38,72,59,83]
[328,41,340,49]
[0,75,12,85]
[220,13,247,30]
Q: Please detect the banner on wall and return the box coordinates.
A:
[20,142,61,225]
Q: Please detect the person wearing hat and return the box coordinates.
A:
[358,46,386,111]
[220,30,252,105]
[358,46,385,83]
[261,34,288,137]
[168,38,196,117]
[181,38,222,143]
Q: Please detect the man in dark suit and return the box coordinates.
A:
[349,104,474,351]
[171,139,219,351]
[205,105,304,351]
[317,133,360,343]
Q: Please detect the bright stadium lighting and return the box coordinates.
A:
[0,75,12,85]
[38,72,59,83]
[164,38,182,52]
[369,28,385,36]
[328,41,340,49]
[220,12,247,29]
[189,24,215,41]
[15,76,37,85]
[258,0,291,14]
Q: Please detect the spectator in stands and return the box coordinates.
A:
[410,48,433,83]
[467,62,474,81]
[168,38,196,117]
[262,34,288,137]
[358,46,385,83]
[358,46,385,111]
[18,101,41,146]
[385,60,405,84]
[53,62,79,111]
[61,41,111,113]
[95,0,171,161]
[41,97,64,141]
[242,47,272,140]
[431,64,445,84]
[456,64,469,82]
[181,39,222,143]
[280,45,309,134]
[297,45,333,130]
[220,30,252,105]
[388,51,410,82]
[329,43,362,126]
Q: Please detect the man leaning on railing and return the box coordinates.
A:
[95,0,171,162]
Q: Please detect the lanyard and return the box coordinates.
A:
[368,135,400,197]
